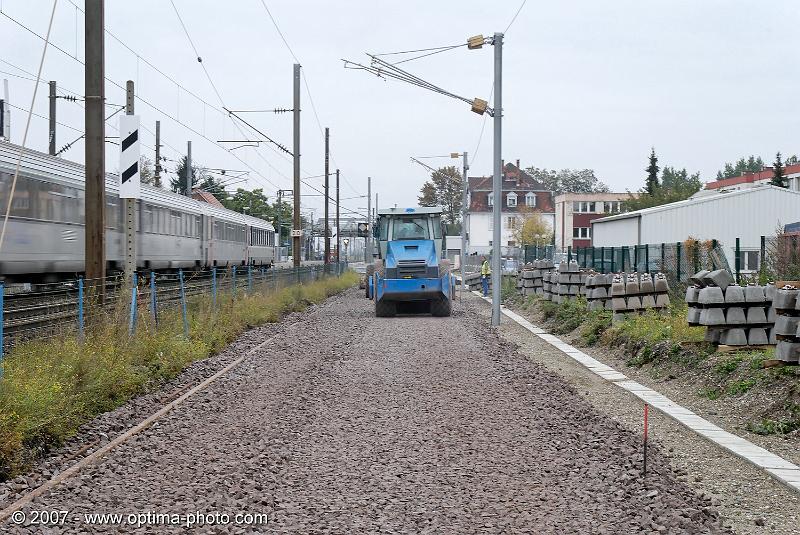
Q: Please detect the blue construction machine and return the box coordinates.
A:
[367,206,454,317]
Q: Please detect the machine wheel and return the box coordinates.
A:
[375,299,396,317]
[365,264,375,298]
[431,297,452,317]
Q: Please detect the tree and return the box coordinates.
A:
[511,207,553,246]
[139,156,154,185]
[645,148,660,195]
[715,155,765,179]
[170,156,202,195]
[523,167,609,195]
[198,174,228,201]
[785,154,799,166]
[771,152,787,188]
[623,165,702,212]
[416,166,463,227]
[223,188,271,219]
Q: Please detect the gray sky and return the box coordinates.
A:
[2,1,799,219]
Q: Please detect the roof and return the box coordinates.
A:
[377,206,443,215]
[554,192,631,202]
[592,184,800,225]
[705,163,800,190]
[468,162,548,191]
[191,188,225,207]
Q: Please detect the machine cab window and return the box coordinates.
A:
[392,217,429,240]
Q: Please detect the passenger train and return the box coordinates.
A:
[0,141,276,282]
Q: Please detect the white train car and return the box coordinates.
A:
[0,142,275,281]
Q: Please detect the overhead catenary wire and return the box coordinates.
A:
[0,0,57,255]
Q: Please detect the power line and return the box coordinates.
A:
[505,0,528,34]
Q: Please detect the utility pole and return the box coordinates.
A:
[366,176,372,262]
[1,78,10,140]
[154,120,162,188]
[48,81,56,155]
[276,189,283,262]
[462,151,469,274]
[185,140,192,196]
[324,126,330,265]
[491,32,503,326]
[124,80,136,283]
[336,169,340,264]
[85,0,106,301]
[292,63,301,267]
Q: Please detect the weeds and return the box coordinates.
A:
[715,355,744,376]
[0,272,357,479]
[725,378,757,395]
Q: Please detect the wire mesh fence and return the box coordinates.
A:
[0,263,348,357]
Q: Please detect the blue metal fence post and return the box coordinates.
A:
[179,269,189,338]
[128,272,138,336]
[78,277,85,341]
[149,272,158,326]
[232,266,237,298]
[248,265,253,295]
[0,281,4,365]
[211,267,217,309]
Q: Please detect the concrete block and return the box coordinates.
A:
[775,341,800,363]
[605,299,613,310]
[688,269,710,286]
[725,307,747,325]
[765,283,776,302]
[773,288,798,309]
[568,260,580,272]
[535,288,544,296]
[611,297,628,311]
[745,307,767,325]
[747,328,769,346]
[724,285,745,304]
[699,307,726,326]
[558,273,571,284]
[588,300,603,311]
[627,296,642,310]
[567,285,578,296]
[639,274,655,293]
[568,273,580,283]
[704,327,721,343]
[592,287,608,299]
[773,315,800,336]
[719,328,747,346]
[611,277,626,296]
[553,294,562,304]
[767,306,776,323]
[744,285,766,303]
[703,269,734,290]
[685,286,700,304]
[769,327,777,345]
[523,279,535,288]
[533,280,543,288]
[641,295,656,309]
[698,286,724,305]
[612,312,628,324]
[578,286,587,296]
[687,307,701,324]
[653,273,669,293]
[625,278,640,295]
[585,274,596,287]
[522,270,535,280]
[655,293,670,308]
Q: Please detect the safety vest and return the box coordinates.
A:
[481,260,491,276]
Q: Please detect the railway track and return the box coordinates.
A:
[1,265,335,350]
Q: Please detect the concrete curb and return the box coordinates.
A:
[473,291,800,494]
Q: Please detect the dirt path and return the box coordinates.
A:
[6,290,728,533]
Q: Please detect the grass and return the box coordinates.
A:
[0,271,358,480]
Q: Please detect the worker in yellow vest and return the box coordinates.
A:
[480,256,491,296]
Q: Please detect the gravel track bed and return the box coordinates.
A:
[482,294,800,534]
[6,289,730,533]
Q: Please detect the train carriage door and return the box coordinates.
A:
[204,215,213,267]
[245,224,251,264]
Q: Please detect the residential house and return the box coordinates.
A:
[554,193,630,250]
[465,161,554,255]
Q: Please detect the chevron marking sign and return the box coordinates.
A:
[119,114,141,198]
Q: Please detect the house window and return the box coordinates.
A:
[506,216,518,229]
[573,202,598,213]
[525,192,536,206]
[604,201,621,213]
[507,192,517,207]
[572,227,591,239]
[488,193,494,206]
[736,250,760,271]
[508,241,516,247]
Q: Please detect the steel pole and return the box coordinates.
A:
[186,140,192,196]
[154,120,161,188]
[48,81,56,155]
[324,127,330,265]
[336,169,340,264]
[84,0,106,302]
[276,189,282,262]
[366,176,372,262]
[491,32,503,326]
[462,151,469,260]
[292,63,301,267]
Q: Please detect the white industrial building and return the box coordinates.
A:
[591,185,800,271]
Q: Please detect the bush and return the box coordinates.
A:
[0,272,358,479]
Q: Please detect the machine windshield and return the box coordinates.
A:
[392,216,429,240]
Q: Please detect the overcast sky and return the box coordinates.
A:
[2,1,799,219]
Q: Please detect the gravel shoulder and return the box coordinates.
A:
[475,293,800,534]
[4,289,737,533]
